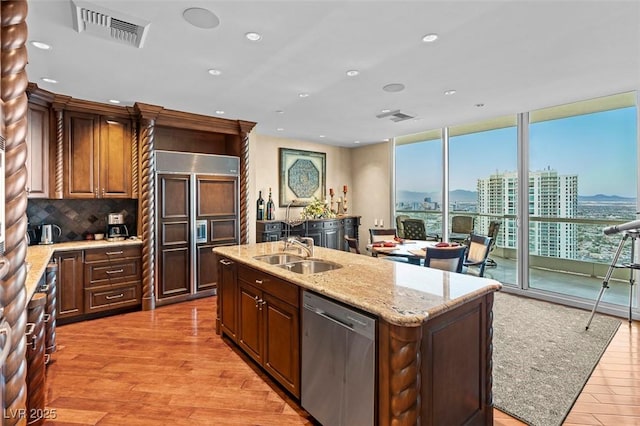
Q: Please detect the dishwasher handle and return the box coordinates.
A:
[304,304,355,331]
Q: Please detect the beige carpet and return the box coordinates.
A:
[492,291,621,426]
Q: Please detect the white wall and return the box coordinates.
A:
[351,141,393,252]
[248,133,353,243]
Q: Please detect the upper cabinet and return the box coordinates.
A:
[64,111,132,199]
[26,103,50,198]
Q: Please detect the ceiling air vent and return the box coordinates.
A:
[376,109,416,122]
[71,0,151,48]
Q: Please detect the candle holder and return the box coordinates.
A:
[330,194,336,214]
[342,190,348,214]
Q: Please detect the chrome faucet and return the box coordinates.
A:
[284,236,314,258]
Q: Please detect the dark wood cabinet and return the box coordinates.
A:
[26,102,50,198]
[83,246,142,314]
[64,111,132,198]
[217,258,237,340]
[219,262,301,397]
[256,217,360,251]
[55,250,84,319]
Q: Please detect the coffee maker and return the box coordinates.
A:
[106,213,129,242]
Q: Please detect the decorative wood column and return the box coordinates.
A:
[131,123,138,199]
[51,105,64,199]
[238,122,253,244]
[1,1,30,423]
[134,103,162,311]
[378,321,422,425]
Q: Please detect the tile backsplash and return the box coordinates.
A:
[27,199,138,242]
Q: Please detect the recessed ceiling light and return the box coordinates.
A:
[298,92,309,98]
[245,32,262,41]
[215,110,225,115]
[108,99,121,104]
[275,110,284,114]
[30,41,51,50]
[319,135,326,138]
[276,127,284,131]
[422,33,439,43]
[382,83,405,93]
[354,141,360,144]
[346,70,359,77]
[183,7,220,29]
[475,103,485,107]
[208,69,222,76]
[41,77,57,84]
[381,109,391,113]
[444,89,456,95]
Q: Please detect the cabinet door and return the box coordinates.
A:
[64,111,100,198]
[26,103,49,198]
[262,293,300,397]
[100,117,132,198]
[218,258,237,340]
[324,228,340,250]
[196,244,217,292]
[157,174,191,300]
[56,250,84,318]
[237,281,263,364]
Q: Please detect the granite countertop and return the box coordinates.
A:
[25,239,143,301]
[213,242,502,326]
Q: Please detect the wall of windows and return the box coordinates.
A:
[394,92,639,317]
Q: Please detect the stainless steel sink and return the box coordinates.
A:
[277,259,342,274]
[253,253,304,265]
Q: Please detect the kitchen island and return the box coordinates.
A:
[214,242,502,425]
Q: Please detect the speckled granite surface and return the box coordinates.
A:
[213,242,502,326]
[25,239,143,301]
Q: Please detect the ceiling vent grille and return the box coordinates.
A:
[376,110,415,122]
[71,0,151,48]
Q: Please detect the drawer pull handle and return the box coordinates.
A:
[105,251,124,256]
[219,259,233,266]
[106,269,124,275]
[44,353,51,365]
[255,279,263,284]
[25,323,35,338]
[43,314,51,323]
[105,293,125,300]
[39,284,50,293]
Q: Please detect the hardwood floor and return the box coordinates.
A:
[41,297,638,425]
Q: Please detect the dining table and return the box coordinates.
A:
[367,239,437,264]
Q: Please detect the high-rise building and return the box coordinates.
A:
[477,168,578,258]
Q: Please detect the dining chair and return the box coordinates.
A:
[395,214,411,238]
[486,220,501,268]
[369,228,397,243]
[463,234,492,277]
[344,235,361,254]
[424,245,467,273]
[450,215,475,244]
[402,219,428,240]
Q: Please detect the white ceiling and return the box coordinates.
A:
[26,0,640,147]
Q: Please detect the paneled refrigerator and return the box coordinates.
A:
[155,150,239,305]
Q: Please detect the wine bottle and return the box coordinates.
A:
[266,188,275,220]
[256,190,265,220]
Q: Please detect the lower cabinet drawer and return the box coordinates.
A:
[85,283,141,313]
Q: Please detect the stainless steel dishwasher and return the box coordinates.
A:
[301,290,376,426]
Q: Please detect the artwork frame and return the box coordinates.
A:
[279,148,326,207]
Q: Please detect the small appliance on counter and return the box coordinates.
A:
[107,213,129,242]
[38,224,62,245]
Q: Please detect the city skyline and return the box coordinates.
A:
[396,106,637,198]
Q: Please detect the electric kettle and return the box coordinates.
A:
[40,224,62,245]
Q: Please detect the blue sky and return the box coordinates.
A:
[396,107,637,198]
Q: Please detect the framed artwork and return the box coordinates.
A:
[279,148,326,206]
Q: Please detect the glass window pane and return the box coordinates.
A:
[395,136,442,238]
[529,93,638,307]
[449,116,518,285]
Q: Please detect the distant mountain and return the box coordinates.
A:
[578,194,636,202]
[396,189,478,203]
